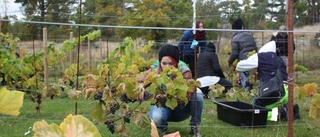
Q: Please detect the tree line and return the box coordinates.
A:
[0,0,319,42]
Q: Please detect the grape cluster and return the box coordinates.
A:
[104,120,115,134]
[143,91,153,100]
[110,103,120,114]
[93,92,103,100]
[120,94,136,103]
[124,116,130,123]
[110,86,117,93]
[123,112,133,123]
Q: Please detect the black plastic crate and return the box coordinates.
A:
[214,101,271,128]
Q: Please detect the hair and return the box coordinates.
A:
[195,20,206,40]
[232,19,244,30]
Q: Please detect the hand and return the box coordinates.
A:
[182,71,192,79]
[137,75,146,83]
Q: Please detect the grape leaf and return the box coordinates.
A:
[60,114,102,137]
[117,123,129,137]
[134,110,150,128]
[0,87,25,116]
[304,83,318,96]
[166,98,178,110]
[33,120,64,137]
[33,114,101,137]
[92,102,107,124]
[309,93,320,123]
[150,119,159,137]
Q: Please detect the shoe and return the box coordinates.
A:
[278,105,288,121]
[159,126,167,135]
[245,81,253,91]
[190,126,201,137]
[203,94,210,99]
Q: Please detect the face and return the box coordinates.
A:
[198,23,204,31]
[160,56,175,69]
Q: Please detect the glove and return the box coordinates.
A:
[190,40,198,49]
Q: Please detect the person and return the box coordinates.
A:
[228,19,257,92]
[137,44,203,137]
[236,41,299,121]
[270,25,295,66]
[196,42,233,99]
[178,20,207,78]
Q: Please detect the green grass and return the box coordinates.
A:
[1,95,319,137]
[1,70,320,137]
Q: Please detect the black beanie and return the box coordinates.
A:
[207,42,216,52]
[232,19,244,30]
[158,44,180,63]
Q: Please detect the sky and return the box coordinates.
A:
[0,0,23,19]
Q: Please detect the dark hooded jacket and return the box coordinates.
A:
[270,33,295,56]
[196,43,225,79]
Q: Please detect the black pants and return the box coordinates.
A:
[183,56,196,78]
[200,78,233,95]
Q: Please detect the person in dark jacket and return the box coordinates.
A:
[197,42,233,98]
[270,25,295,66]
[228,19,257,92]
[178,20,206,78]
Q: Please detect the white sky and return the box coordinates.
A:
[0,0,23,18]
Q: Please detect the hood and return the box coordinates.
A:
[258,41,276,53]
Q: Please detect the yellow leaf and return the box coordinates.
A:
[0,87,24,116]
[33,120,63,137]
[67,89,82,101]
[134,110,150,128]
[60,114,102,137]
[150,119,159,137]
[117,123,129,136]
[33,115,101,137]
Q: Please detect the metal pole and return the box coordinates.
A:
[287,0,294,136]
[192,1,199,136]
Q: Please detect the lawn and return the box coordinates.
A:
[1,70,320,137]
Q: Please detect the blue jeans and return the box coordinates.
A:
[149,88,203,129]
[239,71,250,92]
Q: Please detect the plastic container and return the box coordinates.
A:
[214,100,271,127]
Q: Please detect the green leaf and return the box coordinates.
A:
[92,102,107,124]
[165,98,178,110]
[0,87,25,116]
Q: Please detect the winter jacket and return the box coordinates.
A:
[270,33,295,56]
[178,30,206,58]
[236,41,288,82]
[228,31,257,65]
[196,46,225,79]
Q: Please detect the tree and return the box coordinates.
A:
[197,0,221,40]
[217,1,242,23]
[115,0,194,41]
[14,0,77,40]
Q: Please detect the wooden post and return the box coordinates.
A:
[88,39,91,72]
[262,32,264,46]
[43,28,48,89]
[99,39,102,60]
[70,32,74,64]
